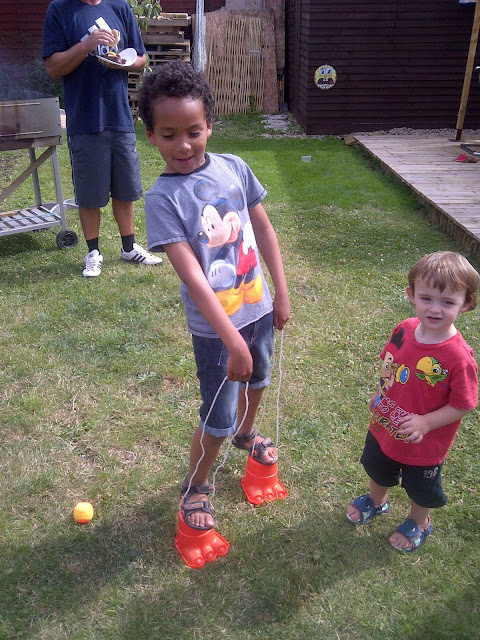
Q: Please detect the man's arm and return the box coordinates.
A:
[164,241,253,382]
[127,54,146,73]
[45,29,118,79]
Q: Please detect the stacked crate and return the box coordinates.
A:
[129,13,192,120]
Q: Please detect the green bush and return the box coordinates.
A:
[0,57,63,107]
[127,0,163,30]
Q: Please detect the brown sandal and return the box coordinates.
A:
[232,428,278,465]
[180,479,215,531]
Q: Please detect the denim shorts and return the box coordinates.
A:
[192,312,274,438]
[68,131,143,208]
[360,431,447,508]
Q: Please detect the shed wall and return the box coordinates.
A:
[0,0,50,64]
[0,1,211,65]
[285,0,480,135]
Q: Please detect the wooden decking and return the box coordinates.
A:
[353,134,480,260]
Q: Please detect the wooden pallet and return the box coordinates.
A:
[129,14,192,119]
[143,33,186,45]
[144,14,191,30]
[128,71,141,85]
[145,42,190,56]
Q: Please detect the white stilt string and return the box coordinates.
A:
[275,329,284,448]
[211,383,249,498]
[254,331,275,434]
[185,328,285,500]
[183,376,229,499]
[248,328,284,449]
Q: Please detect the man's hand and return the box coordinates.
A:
[84,28,117,53]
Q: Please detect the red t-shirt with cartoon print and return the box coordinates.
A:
[369,317,478,466]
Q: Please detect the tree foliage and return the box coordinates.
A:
[127,0,163,30]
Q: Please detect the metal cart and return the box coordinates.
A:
[0,97,78,249]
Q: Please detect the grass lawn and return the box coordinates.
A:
[0,114,479,640]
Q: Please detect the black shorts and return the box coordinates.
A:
[360,431,447,508]
[68,131,143,209]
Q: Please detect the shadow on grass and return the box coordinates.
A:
[2,471,478,639]
[2,480,389,639]
[0,245,162,291]
[0,227,84,286]
[400,581,480,640]
[103,510,395,639]
[0,231,49,257]
[1,490,178,639]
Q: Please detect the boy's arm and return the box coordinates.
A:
[164,241,253,382]
[396,405,471,444]
[249,203,290,330]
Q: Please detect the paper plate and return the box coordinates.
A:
[96,48,137,68]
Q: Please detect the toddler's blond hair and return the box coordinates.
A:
[408,251,479,311]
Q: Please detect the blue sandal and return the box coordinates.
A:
[390,517,432,553]
[347,493,389,524]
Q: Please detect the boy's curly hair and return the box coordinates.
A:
[408,251,480,311]
[138,60,215,131]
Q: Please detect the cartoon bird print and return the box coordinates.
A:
[415,356,448,387]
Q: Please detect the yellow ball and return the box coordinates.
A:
[73,501,94,523]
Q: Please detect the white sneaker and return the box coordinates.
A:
[82,249,103,277]
[121,242,162,265]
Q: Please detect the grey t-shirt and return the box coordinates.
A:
[145,153,273,337]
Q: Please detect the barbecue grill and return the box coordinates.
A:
[0,97,78,249]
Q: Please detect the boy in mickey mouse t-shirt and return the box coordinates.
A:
[139,60,290,534]
[347,251,479,552]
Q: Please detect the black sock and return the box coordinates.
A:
[87,237,99,253]
[121,234,135,253]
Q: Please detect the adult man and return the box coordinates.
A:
[43,0,162,277]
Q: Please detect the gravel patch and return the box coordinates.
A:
[259,116,480,140]
[349,127,480,138]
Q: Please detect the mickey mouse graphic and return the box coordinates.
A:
[194,178,263,316]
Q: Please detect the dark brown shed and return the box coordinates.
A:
[285,0,480,135]
[0,0,223,68]
[0,0,51,65]
[3,0,480,135]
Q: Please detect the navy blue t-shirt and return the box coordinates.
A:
[42,0,145,135]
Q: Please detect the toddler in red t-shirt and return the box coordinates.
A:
[347,251,479,552]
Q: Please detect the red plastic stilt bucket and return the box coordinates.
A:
[241,456,288,505]
[174,513,229,569]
